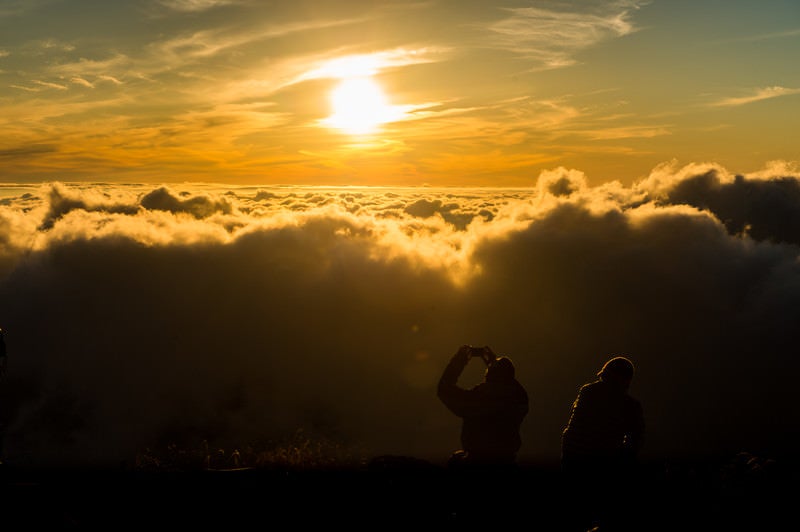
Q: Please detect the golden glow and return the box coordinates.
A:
[311,55,383,80]
[3,4,798,185]
[323,77,403,135]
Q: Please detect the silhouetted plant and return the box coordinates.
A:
[134,429,363,472]
[252,429,363,471]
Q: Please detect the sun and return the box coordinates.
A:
[323,77,402,135]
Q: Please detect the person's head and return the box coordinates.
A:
[486,356,515,383]
[597,356,634,389]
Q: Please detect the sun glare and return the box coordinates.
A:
[323,77,402,135]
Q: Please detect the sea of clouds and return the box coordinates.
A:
[1,161,799,467]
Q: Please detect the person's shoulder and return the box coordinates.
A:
[579,380,602,393]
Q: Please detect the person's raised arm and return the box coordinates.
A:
[437,345,473,416]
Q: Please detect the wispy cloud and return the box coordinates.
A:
[98,75,124,85]
[155,28,237,60]
[0,144,57,159]
[153,17,366,63]
[38,38,76,52]
[70,77,95,89]
[156,0,238,12]
[0,0,51,18]
[213,45,447,107]
[297,47,446,83]
[487,1,646,69]
[158,102,292,145]
[581,124,671,140]
[712,86,800,107]
[31,80,68,91]
[713,27,800,44]
[49,53,131,78]
[10,85,40,92]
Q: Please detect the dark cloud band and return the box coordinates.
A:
[0,165,798,467]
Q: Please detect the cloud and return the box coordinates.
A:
[140,186,234,218]
[98,75,123,85]
[0,0,41,17]
[713,27,800,44]
[37,183,141,231]
[1,165,799,468]
[638,161,800,245]
[70,77,95,89]
[487,1,646,69]
[582,125,671,140]
[32,80,68,90]
[0,144,58,160]
[536,167,588,197]
[297,48,446,83]
[711,86,800,107]
[9,85,40,92]
[154,28,246,60]
[48,53,131,78]
[151,18,368,66]
[32,39,77,52]
[403,197,490,230]
[157,0,238,12]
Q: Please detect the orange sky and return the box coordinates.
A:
[1,1,799,186]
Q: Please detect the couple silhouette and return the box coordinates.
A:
[438,346,645,528]
[438,345,644,470]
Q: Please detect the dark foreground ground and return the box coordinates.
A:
[1,455,796,530]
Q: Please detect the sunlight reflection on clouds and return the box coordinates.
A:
[1,163,799,467]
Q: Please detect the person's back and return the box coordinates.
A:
[438,345,529,466]
[454,373,528,463]
[561,356,645,530]
[562,379,643,465]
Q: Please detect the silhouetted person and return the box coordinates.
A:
[438,345,529,468]
[0,328,6,465]
[0,327,6,381]
[561,356,645,530]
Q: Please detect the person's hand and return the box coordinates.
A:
[482,345,497,365]
[455,345,472,361]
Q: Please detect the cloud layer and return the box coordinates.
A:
[1,162,799,467]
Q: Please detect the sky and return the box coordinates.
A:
[0,0,798,186]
